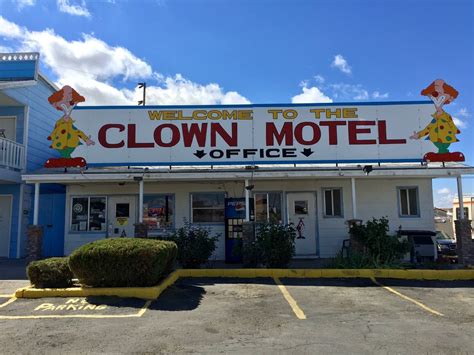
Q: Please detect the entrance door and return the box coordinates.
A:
[287,192,317,256]
[39,193,66,257]
[0,195,13,257]
[107,196,136,238]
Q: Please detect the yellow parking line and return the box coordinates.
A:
[273,277,306,320]
[370,277,444,317]
[0,294,14,298]
[0,297,17,309]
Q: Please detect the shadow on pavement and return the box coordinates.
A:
[374,279,474,288]
[149,283,205,311]
[281,278,474,288]
[180,277,474,289]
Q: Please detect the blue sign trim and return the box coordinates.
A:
[75,100,432,110]
[86,158,423,167]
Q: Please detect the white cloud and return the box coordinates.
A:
[452,116,467,129]
[0,17,24,38]
[434,187,455,208]
[133,74,250,106]
[331,54,351,75]
[298,80,309,88]
[0,45,13,53]
[456,108,470,118]
[13,0,36,10]
[372,91,389,99]
[291,83,333,104]
[0,16,250,106]
[453,108,470,128]
[313,75,325,84]
[57,0,91,18]
[330,83,368,101]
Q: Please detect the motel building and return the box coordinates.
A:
[2,53,474,262]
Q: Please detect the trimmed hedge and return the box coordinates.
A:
[68,238,177,287]
[27,257,74,288]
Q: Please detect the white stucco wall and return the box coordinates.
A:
[63,177,434,259]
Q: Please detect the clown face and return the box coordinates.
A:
[424,79,457,111]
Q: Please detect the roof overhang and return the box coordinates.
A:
[22,164,474,184]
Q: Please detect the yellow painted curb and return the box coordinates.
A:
[176,268,474,280]
[15,269,474,300]
[15,271,180,300]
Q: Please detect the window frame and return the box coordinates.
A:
[455,207,469,220]
[142,193,176,235]
[397,186,420,218]
[322,187,344,218]
[253,191,283,224]
[190,192,226,224]
[70,195,107,233]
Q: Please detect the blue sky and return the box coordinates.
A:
[0,0,473,206]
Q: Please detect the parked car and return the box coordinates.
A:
[435,231,457,263]
[397,230,437,263]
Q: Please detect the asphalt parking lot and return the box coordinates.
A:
[0,278,473,353]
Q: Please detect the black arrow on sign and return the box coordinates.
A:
[301,148,314,157]
[194,150,207,159]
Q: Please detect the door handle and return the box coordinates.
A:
[47,224,53,228]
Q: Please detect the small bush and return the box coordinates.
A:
[169,223,218,268]
[68,238,177,287]
[339,217,410,268]
[27,257,74,288]
[252,223,296,268]
[329,251,405,269]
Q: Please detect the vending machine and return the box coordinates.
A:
[224,198,254,263]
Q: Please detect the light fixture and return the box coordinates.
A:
[362,165,373,175]
[137,82,146,106]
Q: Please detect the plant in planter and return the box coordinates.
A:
[27,257,74,288]
[344,217,410,268]
[169,222,218,268]
[68,238,177,287]
[252,223,296,268]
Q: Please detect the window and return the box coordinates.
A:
[323,188,343,217]
[254,192,282,223]
[294,200,308,215]
[455,207,469,220]
[191,193,225,223]
[143,194,174,232]
[71,196,106,232]
[398,187,419,217]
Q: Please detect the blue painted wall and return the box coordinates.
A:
[1,75,66,258]
[4,77,61,171]
[0,106,24,143]
[0,184,20,258]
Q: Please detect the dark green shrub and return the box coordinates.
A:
[68,238,177,287]
[241,239,260,267]
[346,217,410,267]
[255,223,296,268]
[27,257,74,288]
[169,223,218,268]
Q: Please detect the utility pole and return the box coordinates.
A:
[138,82,146,106]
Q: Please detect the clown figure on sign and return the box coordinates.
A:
[410,79,465,162]
[44,86,95,168]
